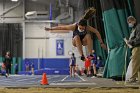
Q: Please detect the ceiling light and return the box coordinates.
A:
[31,0,37,1]
[11,0,18,2]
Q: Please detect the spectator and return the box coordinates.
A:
[125,16,140,84]
[31,62,34,75]
[14,63,18,74]
[85,56,92,77]
[25,61,30,72]
[91,56,103,78]
[69,53,76,77]
[4,51,12,76]
[1,62,8,77]
[91,50,97,76]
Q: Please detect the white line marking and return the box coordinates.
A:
[76,74,86,81]
[61,75,69,81]
[16,77,41,82]
[50,82,96,85]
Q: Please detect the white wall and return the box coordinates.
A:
[25,22,49,58]
[25,22,75,58]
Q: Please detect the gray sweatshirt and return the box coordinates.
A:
[128,24,140,47]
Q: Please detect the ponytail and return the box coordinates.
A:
[82,7,96,20]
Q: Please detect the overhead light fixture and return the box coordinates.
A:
[31,0,37,1]
[11,0,18,2]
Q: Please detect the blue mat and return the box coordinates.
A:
[18,68,70,75]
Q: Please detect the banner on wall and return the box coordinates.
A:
[56,39,64,56]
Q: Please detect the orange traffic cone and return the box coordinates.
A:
[40,73,49,85]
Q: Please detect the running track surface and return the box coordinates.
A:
[0,75,93,87]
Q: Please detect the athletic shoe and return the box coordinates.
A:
[125,78,139,85]
[80,55,85,61]
[91,76,97,78]
[5,74,8,78]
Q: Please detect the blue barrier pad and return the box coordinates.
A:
[18,68,70,75]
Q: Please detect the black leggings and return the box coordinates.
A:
[73,34,86,42]
[6,65,11,74]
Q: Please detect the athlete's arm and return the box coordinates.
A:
[45,24,76,32]
[87,26,107,49]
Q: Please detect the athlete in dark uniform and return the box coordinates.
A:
[73,23,87,42]
[45,8,107,61]
[69,53,76,77]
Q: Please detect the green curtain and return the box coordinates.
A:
[100,0,135,78]
[0,23,23,74]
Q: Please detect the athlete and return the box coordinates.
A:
[69,53,76,77]
[45,7,107,61]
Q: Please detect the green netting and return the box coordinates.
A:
[0,56,22,74]
[102,8,132,78]
[93,38,107,66]
[11,57,22,74]
[0,57,3,70]
[11,57,16,74]
[18,57,22,72]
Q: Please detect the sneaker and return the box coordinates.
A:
[91,74,97,78]
[94,74,97,77]
[80,55,85,61]
[87,74,90,77]
[91,76,96,78]
[125,78,139,85]
[5,74,8,78]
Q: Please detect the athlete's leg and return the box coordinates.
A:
[73,66,76,77]
[72,35,85,60]
[82,34,92,55]
[70,66,72,77]
[72,35,83,56]
[93,63,97,76]
[86,66,91,77]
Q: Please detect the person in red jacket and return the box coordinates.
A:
[85,56,92,77]
[1,62,8,77]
